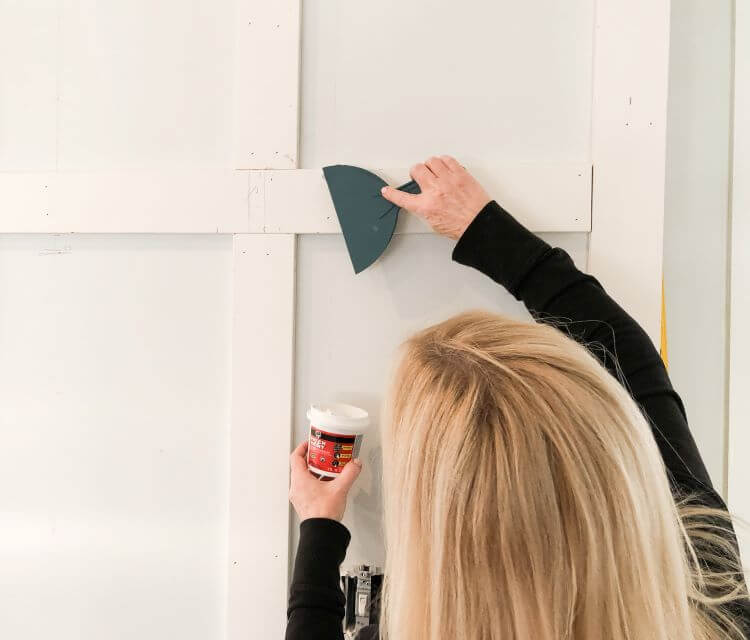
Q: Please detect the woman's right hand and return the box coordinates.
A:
[380,156,491,240]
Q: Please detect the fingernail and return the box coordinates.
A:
[381,186,388,194]
[352,458,362,467]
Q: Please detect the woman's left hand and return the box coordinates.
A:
[289,440,363,522]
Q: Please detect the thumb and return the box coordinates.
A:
[336,459,363,492]
[381,186,421,212]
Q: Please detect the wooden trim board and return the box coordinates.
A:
[229,2,303,633]
[227,234,297,639]
[588,0,671,345]
[727,0,750,561]
[0,165,591,234]
[233,0,301,169]
[0,170,251,234]
[255,164,591,234]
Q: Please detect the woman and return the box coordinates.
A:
[286,156,749,640]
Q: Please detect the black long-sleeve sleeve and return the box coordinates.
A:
[286,200,747,639]
[453,200,713,494]
[285,518,351,640]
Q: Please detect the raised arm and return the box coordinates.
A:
[452,200,712,490]
[382,157,712,493]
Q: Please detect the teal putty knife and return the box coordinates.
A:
[322,164,421,273]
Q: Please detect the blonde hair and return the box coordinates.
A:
[381,310,748,640]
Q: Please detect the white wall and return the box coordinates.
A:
[0,235,232,640]
[0,0,238,172]
[0,0,721,634]
[663,0,734,494]
[728,0,750,559]
[299,0,594,169]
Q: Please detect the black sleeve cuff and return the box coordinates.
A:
[291,518,351,587]
[452,200,552,298]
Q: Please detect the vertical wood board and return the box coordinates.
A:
[227,234,297,639]
[234,0,300,168]
[728,0,750,562]
[589,0,671,344]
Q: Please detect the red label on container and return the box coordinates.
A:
[307,426,362,475]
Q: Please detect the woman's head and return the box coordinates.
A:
[380,310,745,640]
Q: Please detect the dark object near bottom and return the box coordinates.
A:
[341,565,383,637]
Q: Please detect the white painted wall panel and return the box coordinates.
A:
[228,234,296,640]
[663,0,733,494]
[728,0,750,563]
[292,232,589,568]
[0,0,58,171]
[0,235,232,640]
[56,0,237,170]
[300,0,594,169]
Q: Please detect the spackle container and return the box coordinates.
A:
[307,403,370,479]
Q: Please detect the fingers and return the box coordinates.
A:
[425,156,449,176]
[381,186,421,211]
[409,162,436,189]
[336,459,363,492]
[289,440,309,474]
[440,155,462,172]
[382,156,465,216]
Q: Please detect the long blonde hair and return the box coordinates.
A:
[381,311,747,640]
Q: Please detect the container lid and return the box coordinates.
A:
[307,403,370,430]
